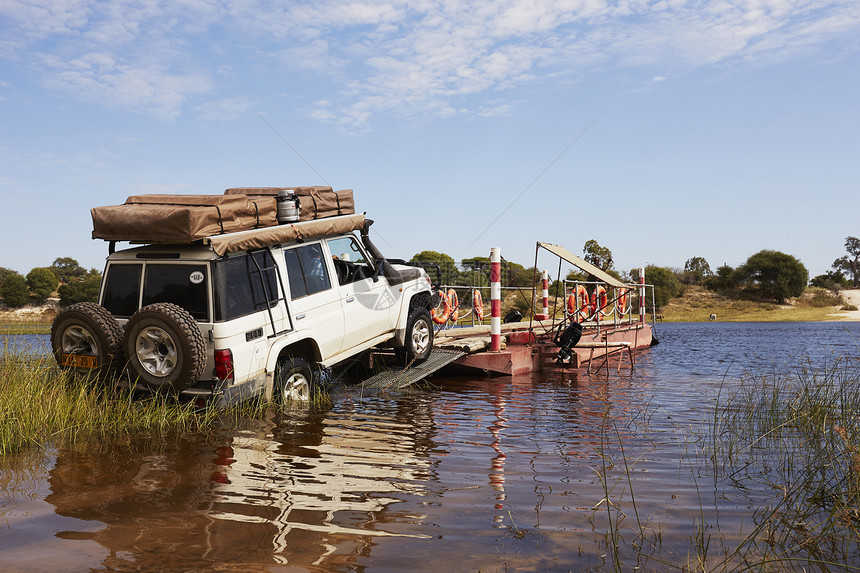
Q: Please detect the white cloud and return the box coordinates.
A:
[38,51,212,119]
[2,0,858,125]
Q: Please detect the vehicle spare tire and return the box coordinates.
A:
[123,303,206,392]
[51,302,124,379]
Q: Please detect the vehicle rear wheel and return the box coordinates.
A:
[123,303,206,392]
[275,356,316,402]
[399,309,433,364]
[50,302,124,379]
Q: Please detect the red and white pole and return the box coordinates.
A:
[490,247,501,352]
[537,270,549,320]
[639,267,646,324]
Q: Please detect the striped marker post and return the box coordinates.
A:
[639,267,646,324]
[490,247,501,352]
[539,270,549,320]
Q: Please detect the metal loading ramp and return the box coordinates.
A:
[361,348,465,390]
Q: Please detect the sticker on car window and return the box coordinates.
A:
[189,271,205,284]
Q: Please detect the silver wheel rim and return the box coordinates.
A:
[282,372,310,401]
[135,326,178,377]
[412,318,431,355]
[61,325,97,355]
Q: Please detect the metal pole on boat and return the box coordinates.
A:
[490,247,502,352]
[541,270,549,319]
[639,267,646,324]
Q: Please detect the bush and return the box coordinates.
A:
[735,250,808,303]
[26,267,59,303]
[810,270,849,290]
[58,273,102,305]
[643,265,681,310]
[1,274,30,307]
[802,288,842,308]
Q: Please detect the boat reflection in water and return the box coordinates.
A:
[45,396,438,571]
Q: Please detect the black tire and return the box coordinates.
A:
[50,302,124,379]
[399,309,434,364]
[123,303,206,392]
[274,356,316,402]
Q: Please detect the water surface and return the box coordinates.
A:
[2,322,859,571]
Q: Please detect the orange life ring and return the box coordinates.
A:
[431,290,450,324]
[567,284,590,321]
[447,288,459,323]
[591,285,607,317]
[616,287,628,315]
[576,284,589,320]
[473,290,484,321]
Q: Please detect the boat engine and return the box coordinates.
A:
[554,320,583,364]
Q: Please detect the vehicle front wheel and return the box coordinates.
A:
[400,310,433,364]
[275,356,316,403]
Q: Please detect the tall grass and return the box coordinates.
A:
[707,356,860,569]
[0,353,224,455]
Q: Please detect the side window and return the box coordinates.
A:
[143,264,209,321]
[102,264,142,318]
[213,251,279,321]
[284,243,331,300]
[327,236,373,285]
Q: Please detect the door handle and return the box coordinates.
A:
[346,296,356,303]
[295,313,306,320]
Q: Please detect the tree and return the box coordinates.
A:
[1,273,30,307]
[460,256,489,287]
[833,236,860,287]
[26,267,59,303]
[683,257,712,284]
[735,250,808,303]
[51,257,87,283]
[642,265,681,310]
[704,264,738,292]
[583,239,614,272]
[810,270,849,290]
[0,267,15,283]
[410,250,459,285]
[58,271,102,305]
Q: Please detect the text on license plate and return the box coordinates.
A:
[62,354,98,369]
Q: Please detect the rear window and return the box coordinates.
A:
[102,262,209,320]
[102,264,142,318]
[142,264,209,321]
[213,251,279,322]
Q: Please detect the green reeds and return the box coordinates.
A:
[0,353,223,455]
[708,356,860,569]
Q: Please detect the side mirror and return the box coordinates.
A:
[373,259,384,283]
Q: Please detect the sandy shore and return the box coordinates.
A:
[831,289,860,321]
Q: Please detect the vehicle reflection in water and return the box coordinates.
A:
[43,396,441,571]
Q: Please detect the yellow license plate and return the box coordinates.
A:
[62,354,98,369]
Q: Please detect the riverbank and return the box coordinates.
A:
[3,288,860,328]
[659,286,860,322]
[0,300,58,330]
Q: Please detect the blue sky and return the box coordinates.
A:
[1,0,858,281]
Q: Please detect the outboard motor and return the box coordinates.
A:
[504,310,523,323]
[554,321,583,364]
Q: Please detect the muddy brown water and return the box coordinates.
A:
[2,322,860,571]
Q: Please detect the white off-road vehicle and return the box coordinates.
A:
[51,212,435,406]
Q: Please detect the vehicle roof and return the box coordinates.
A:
[107,243,221,262]
[106,226,362,262]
